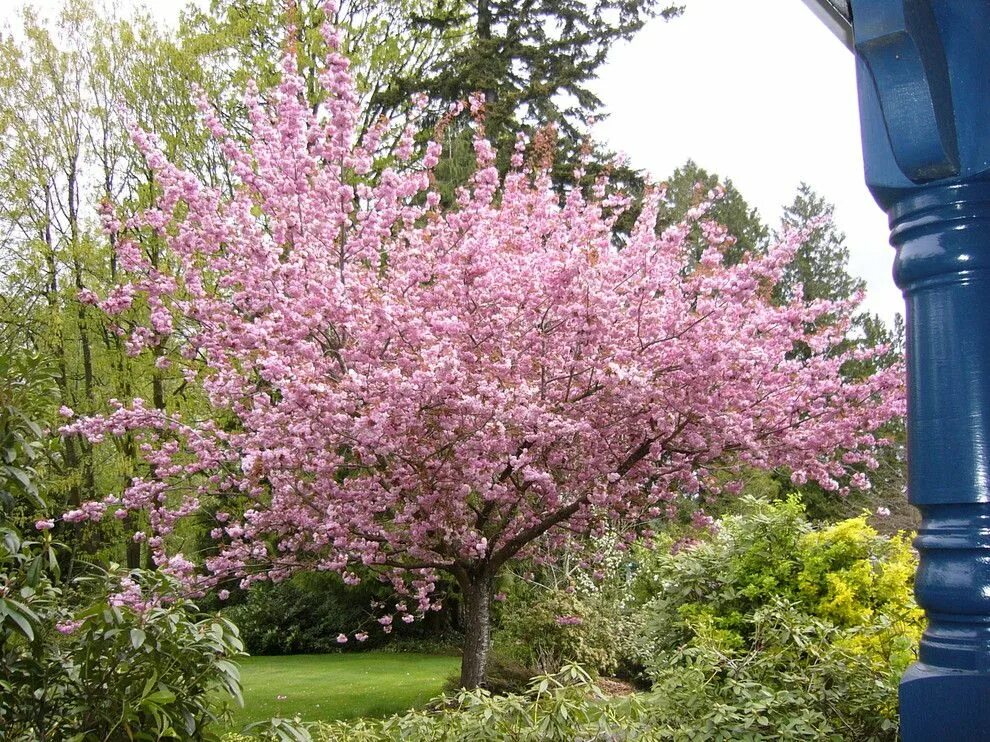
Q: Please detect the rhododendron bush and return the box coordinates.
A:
[59,7,903,687]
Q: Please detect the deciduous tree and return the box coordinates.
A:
[60,13,903,688]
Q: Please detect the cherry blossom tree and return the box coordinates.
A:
[59,9,904,688]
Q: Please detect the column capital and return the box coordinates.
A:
[852,0,990,210]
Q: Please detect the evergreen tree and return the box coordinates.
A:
[657,160,768,266]
[771,184,908,525]
[400,0,681,153]
[774,182,865,305]
[184,0,681,191]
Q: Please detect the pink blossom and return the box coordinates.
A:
[35,519,55,531]
[58,12,903,632]
[56,619,84,635]
[63,509,87,524]
[77,288,100,305]
[851,472,872,490]
[671,537,702,555]
[336,633,348,643]
[691,511,715,530]
[108,575,161,614]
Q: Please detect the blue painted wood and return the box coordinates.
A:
[855,0,958,181]
[850,1,990,738]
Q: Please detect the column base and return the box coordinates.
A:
[900,662,990,741]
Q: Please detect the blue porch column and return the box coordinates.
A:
[850,1,990,738]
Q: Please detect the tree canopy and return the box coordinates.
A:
[58,12,903,687]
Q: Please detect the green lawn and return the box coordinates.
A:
[226,652,460,728]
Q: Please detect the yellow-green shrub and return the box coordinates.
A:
[629,496,923,738]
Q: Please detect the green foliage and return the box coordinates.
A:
[68,571,245,741]
[1,370,241,742]
[0,1,223,568]
[487,530,649,684]
[774,183,865,306]
[236,716,315,742]
[183,0,467,125]
[0,525,73,739]
[494,578,626,677]
[658,160,769,267]
[627,496,923,739]
[0,351,58,518]
[643,599,904,740]
[224,571,448,655]
[761,183,907,523]
[407,0,681,148]
[1,562,245,741]
[0,354,71,739]
[311,664,654,742]
[0,344,240,740]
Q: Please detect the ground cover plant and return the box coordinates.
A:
[57,0,903,690]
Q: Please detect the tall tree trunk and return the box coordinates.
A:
[68,164,99,514]
[477,0,491,41]
[458,569,495,689]
[41,187,82,509]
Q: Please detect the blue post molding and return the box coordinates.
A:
[851,1,990,738]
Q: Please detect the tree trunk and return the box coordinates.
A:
[458,570,495,689]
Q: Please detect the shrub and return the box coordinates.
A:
[495,584,624,677]
[67,570,245,740]
[1,355,245,739]
[491,539,639,680]
[644,598,906,740]
[628,496,922,739]
[314,664,655,742]
[224,571,450,655]
[0,525,76,739]
[0,558,244,741]
[0,351,56,520]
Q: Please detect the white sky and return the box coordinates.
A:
[592,0,901,325]
[7,0,903,325]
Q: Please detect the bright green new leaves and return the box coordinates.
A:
[628,496,922,739]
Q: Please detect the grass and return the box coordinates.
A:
[225,652,460,729]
